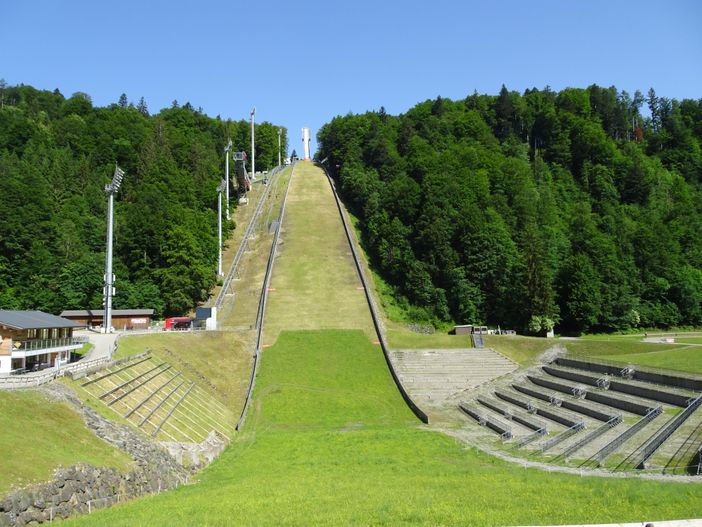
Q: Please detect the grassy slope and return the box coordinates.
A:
[592,347,702,375]
[62,164,702,525]
[262,162,375,344]
[481,334,557,365]
[114,331,253,410]
[0,391,132,494]
[554,338,702,375]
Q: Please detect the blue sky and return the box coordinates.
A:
[2,0,700,155]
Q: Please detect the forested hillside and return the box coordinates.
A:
[0,82,287,317]
[317,85,702,334]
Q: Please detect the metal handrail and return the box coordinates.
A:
[215,164,285,310]
[13,337,86,352]
[235,163,295,432]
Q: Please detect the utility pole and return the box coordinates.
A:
[103,165,124,334]
[278,128,282,166]
[250,107,256,179]
[224,139,232,220]
[217,179,225,277]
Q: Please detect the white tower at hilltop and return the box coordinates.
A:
[302,127,311,160]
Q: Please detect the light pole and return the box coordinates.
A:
[224,139,232,220]
[103,165,124,334]
[250,107,256,179]
[278,128,282,166]
[217,179,225,277]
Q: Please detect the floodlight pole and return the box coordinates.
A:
[217,180,225,277]
[103,165,124,334]
[224,139,232,220]
[250,107,256,179]
[278,128,282,167]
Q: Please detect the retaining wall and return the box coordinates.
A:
[459,404,511,438]
[585,390,655,416]
[528,375,584,396]
[477,397,544,431]
[542,365,603,387]
[556,357,702,392]
[514,383,616,422]
[608,379,691,407]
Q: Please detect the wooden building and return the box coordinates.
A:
[0,310,83,374]
[60,309,154,330]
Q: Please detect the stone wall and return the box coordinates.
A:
[0,383,189,526]
[161,430,227,470]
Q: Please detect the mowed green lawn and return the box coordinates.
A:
[593,346,702,375]
[62,330,702,526]
[0,391,132,494]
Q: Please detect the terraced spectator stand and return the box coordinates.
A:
[555,357,702,392]
[476,396,547,433]
[624,395,702,470]
[558,416,621,460]
[543,365,695,407]
[458,403,512,440]
[76,352,235,454]
[454,354,702,474]
[664,419,702,475]
[390,348,517,406]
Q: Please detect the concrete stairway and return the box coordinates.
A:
[390,348,517,402]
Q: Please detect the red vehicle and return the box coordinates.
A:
[164,317,193,330]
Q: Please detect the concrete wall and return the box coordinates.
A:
[609,380,691,407]
[556,357,702,392]
[555,357,622,376]
[633,370,702,392]
[559,399,616,422]
[585,391,654,416]
[543,366,601,387]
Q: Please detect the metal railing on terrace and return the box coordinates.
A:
[13,336,88,352]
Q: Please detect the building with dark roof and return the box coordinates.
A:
[0,310,84,375]
[59,309,154,330]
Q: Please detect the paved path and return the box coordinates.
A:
[78,329,118,360]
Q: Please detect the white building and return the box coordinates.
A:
[302,127,311,160]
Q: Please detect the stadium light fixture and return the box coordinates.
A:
[250,107,256,179]
[103,164,125,334]
[217,179,226,277]
[224,139,232,220]
[278,128,282,167]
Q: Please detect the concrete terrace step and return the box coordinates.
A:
[543,365,698,404]
[390,347,518,401]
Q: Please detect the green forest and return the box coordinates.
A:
[317,85,702,334]
[0,82,287,317]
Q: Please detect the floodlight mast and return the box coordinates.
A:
[217,179,226,277]
[278,128,282,167]
[103,165,124,334]
[224,139,232,220]
[250,107,256,179]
